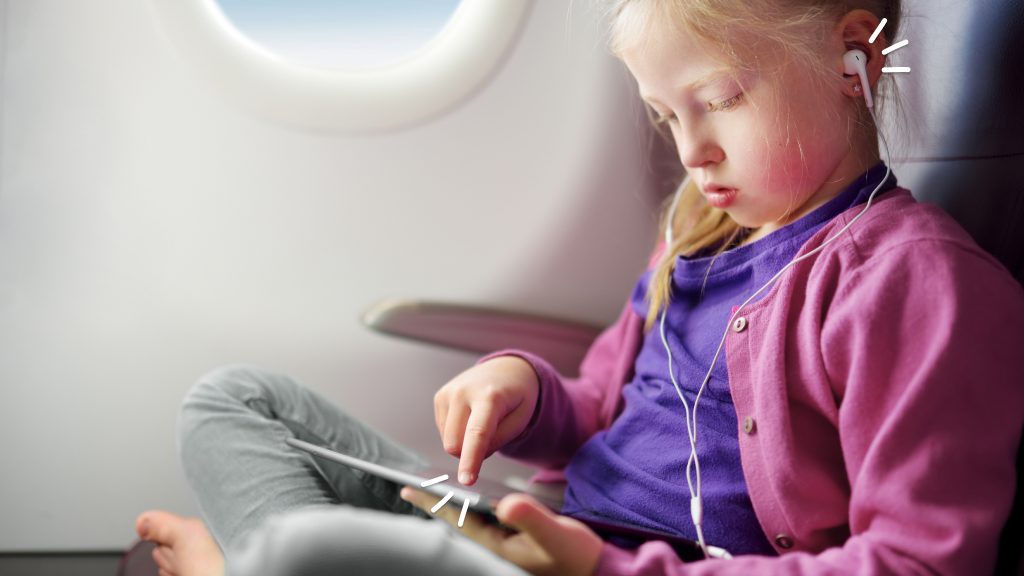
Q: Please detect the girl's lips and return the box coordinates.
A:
[704,188,738,209]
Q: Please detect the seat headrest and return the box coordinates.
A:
[895,0,1024,285]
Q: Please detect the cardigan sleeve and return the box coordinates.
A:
[595,239,1024,575]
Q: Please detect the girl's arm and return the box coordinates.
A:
[474,244,663,473]
[595,239,1024,575]
[476,296,642,471]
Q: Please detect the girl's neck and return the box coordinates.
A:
[739,142,881,247]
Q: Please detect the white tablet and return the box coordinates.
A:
[285,437,521,516]
[285,437,725,561]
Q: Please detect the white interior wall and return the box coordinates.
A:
[0,0,665,550]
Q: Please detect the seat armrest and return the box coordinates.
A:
[361,299,603,377]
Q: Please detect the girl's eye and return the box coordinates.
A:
[651,93,742,125]
[709,93,742,112]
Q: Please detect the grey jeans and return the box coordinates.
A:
[176,364,533,576]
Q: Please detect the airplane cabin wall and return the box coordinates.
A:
[0,0,667,550]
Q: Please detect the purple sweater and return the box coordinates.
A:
[559,162,896,556]
[480,187,1024,574]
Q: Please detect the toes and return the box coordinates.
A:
[136,510,186,546]
[135,512,152,539]
[135,510,223,576]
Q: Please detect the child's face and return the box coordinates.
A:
[622,19,863,234]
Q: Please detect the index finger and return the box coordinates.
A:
[458,400,499,486]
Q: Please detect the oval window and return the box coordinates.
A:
[213,0,464,69]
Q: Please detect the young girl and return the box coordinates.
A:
[134,0,1024,575]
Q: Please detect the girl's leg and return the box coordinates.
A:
[175,363,530,576]
[225,503,532,576]
[176,363,431,555]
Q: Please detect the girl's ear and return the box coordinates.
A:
[835,9,887,100]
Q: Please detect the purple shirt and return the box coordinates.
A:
[559,162,897,555]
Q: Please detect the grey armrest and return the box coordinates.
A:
[361,299,604,377]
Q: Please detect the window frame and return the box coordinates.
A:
[147,0,533,132]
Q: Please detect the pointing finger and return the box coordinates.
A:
[459,400,499,485]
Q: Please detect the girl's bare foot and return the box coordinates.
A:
[135,510,225,576]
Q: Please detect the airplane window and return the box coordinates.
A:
[213,0,463,69]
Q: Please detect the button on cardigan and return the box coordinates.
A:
[478,188,1024,575]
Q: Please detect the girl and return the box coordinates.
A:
[135,0,1024,575]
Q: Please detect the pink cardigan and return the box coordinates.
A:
[482,188,1024,575]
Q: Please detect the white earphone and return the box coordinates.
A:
[661,49,887,559]
[844,49,874,109]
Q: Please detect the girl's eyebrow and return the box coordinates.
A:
[679,68,735,93]
[640,68,736,104]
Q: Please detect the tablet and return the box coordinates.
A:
[286,438,727,561]
[285,437,513,515]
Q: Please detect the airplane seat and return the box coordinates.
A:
[913,0,1024,289]
[920,1,1024,574]
[365,0,1024,572]
[898,0,1024,573]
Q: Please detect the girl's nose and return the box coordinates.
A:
[675,121,724,170]
[678,138,724,172]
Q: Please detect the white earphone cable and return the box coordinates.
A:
[660,104,890,559]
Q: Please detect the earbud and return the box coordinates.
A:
[843,49,873,109]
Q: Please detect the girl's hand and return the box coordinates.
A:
[434,356,539,485]
[400,486,604,576]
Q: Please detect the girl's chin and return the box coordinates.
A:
[717,207,763,230]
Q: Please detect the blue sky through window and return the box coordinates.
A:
[215,0,464,69]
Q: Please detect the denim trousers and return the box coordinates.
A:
[175,364,534,576]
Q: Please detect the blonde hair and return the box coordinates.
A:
[601,0,907,332]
